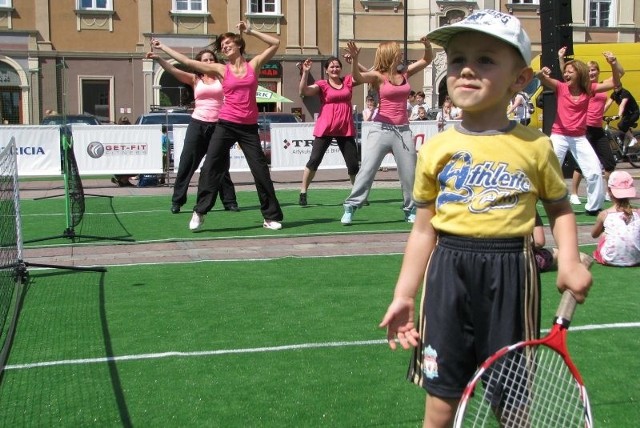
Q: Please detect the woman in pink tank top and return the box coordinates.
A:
[340,38,433,225]
[537,51,621,215]
[152,22,283,231]
[147,46,238,214]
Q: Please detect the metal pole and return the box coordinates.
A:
[403,1,408,66]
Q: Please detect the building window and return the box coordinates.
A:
[77,0,113,11]
[172,0,207,13]
[589,0,614,27]
[249,0,280,15]
[81,78,112,123]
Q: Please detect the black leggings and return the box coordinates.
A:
[172,119,237,208]
[305,136,360,176]
[195,120,282,221]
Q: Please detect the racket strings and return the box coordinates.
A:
[463,345,588,427]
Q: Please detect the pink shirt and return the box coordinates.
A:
[191,78,223,123]
[586,91,607,128]
[218,63,259,125]
[375,73,410,125]
[551,82,597,137]
[313,74,356,137]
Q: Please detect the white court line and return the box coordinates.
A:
[5,322,640,372]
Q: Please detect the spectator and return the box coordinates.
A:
[111,116,135,187]
[604,85,639,147]
[414,106,428,120]
[592,171,640,266]
[362,95,378,122]
[409,91,427,120]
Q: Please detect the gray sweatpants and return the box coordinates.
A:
[345,122,416,212]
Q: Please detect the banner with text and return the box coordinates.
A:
[72,125,163,175]
[172,124,252,173]
[361,120,458,168]
[0,126,61,176]
[270,123,352,171]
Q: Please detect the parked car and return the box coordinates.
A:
[41,114,101,126]
[135,112,192,165]
[258,112,302,163]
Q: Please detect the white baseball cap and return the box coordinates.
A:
[427,9,531,64]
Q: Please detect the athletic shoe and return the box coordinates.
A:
[224,204,240,212]
[585,209,601,216]
[299,193,307,206]
[341,205,357,225]
[569,194,581,205]
[604,193,611,202]
[263,220,282,230]
[189,212,204,231]
[629,137,638,147]
[171,204,181,214]
[405,207,417,223]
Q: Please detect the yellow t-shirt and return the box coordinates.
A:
[413,123,567,238]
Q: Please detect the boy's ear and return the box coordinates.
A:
[511,66,534,93]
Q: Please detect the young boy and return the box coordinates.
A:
[379,10,592,427]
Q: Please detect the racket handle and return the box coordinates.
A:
[555,290,577,326]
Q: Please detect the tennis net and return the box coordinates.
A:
[62,130,86,232]
[0,138,25,375]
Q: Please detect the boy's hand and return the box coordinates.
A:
[556,261,592,303]
[379,297,420,350]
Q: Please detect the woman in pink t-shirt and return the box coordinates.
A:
[340,39,433,225]
[537,52,620,215]
[152,22,283,231]
[560,48,625,205]
[147,47,238,214]
[297,56,361,206]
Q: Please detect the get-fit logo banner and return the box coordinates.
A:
[73,125,163,174]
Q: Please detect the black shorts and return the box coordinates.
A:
[407,234,541,399]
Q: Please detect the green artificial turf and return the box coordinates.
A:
[0,255,638,427]
[18,188,615,247]
[19,188,414,246]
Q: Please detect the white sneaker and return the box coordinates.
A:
[604,193,611,202]
[263,220,282,230]
[189,212,204,231]
[406,213,416,223]
[569,194,581,205]
[629,137,638,147]
[341,205,357,225]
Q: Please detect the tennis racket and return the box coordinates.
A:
[454,290,592,428]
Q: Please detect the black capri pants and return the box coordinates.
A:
[305,136,360,176]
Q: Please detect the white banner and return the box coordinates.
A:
[361,120,459,168]
[0,126,62,176]
[270,123,356,171]
[72,125,163,175]
[172,124,251,173]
